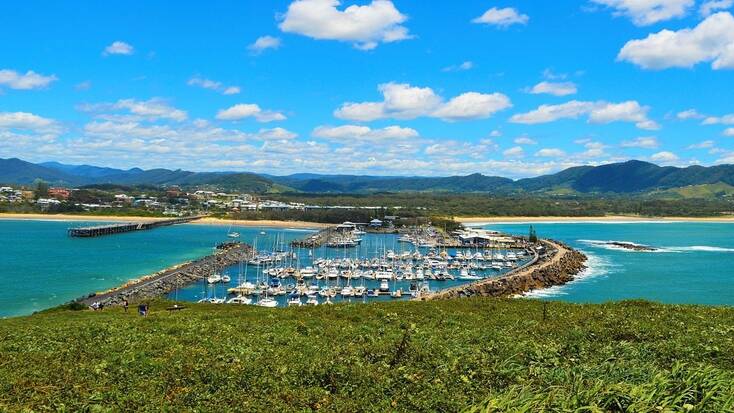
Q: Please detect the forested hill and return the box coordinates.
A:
[3,157,734,195]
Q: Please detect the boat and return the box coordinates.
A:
[287,295,302,307]
[379,279,390,293]
[390,289,402,298]
[227,232,240,238]
[340,285,355,297]
[226,295,252,305]
[221,274,231,283]
[257,297,278,308]
[306,296,319,306]
[207,274,222,284]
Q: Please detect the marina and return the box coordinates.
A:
[169,227,536,307]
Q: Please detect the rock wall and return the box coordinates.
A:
[81,243,253,307]
[423,240,587,300]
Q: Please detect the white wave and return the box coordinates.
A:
[666,245,734,252]
[520,251,615,299]
[469,220,676,226]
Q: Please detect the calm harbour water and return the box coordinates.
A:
[1,219,733,317]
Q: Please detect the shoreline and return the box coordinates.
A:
[0,213,328,229]
[457,215,734,224]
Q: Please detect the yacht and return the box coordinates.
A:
[226,295,252,305]
[207,273,222,284]
[257,297,278,308]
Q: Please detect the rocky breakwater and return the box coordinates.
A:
[421,239,587,300]
[79,242,253,307]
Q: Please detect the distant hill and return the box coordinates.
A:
[3,157,734,195]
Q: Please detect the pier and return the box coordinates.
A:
[291,226,335,248]
[68,216,204,237]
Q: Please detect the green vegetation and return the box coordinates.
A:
[2,299,733,411]
[272,193,734,217]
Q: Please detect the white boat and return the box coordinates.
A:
[257,297,278,308]
[390,289,402,298]
[227,295,252,304]
[227,232,240,238]
[287,297,302,307]
[221,275,231,283]
[379,279,390,293]
[306,296,319,306]
[340,285,355,297]
[207,274,222,284]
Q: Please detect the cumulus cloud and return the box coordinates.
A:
[0,111,60,133]
[510,100,659,130]
[103,41,134,56]
[702,113,734,124]
[0,69,57,90]
[503,146,524,158]
[700,0,733,16]
[216,104,286,122]
[248,36,282,53]
[335,82,511,122]
[677,108,705,120]
[79,98,188,122]
[187,76,240,95]
[472,7,528,27]
[724,127,734,136]
[621,136,660,148]
[687,140,716,149]
[514,136,537,145]
[650,150,679,162]
[527,81,577,96]
[278,0,412,50]
[618,12,734,70]
[535,148,566,157]
[312,124,418,141]
[590,0,694,25]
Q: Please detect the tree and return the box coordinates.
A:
[33,179,49,199]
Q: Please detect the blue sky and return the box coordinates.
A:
[1,0,734,177]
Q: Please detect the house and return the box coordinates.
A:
[369,219,383,228]
[48,187,71,200]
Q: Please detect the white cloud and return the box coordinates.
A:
[79,98,188,122]
[216,104,286,122]
[591,0,694,25]
[103,41,134,56]
[0,112,59,133]
[527,81,577,96]
[489,130,502,137]
[535,148,566,157]
[621,136,660,148]
[650,150,679,162]
[0,69,57,90]
[618,12,734,70]
[442,61,474,72]
[702,113,734,124]
[510,100,659,130]
[701,0,733,16]
[256,127,298,140]
[724,127,734,136]
[472,7,529,27]
[687,140,715,149]
[75,81,92,91]
[335,82,511,122]
[503,146,524,158]
[187,76,241,95]
[278,0,411,50]
[249,36,282,53]
[676,108,705,120]
[514,136,537,145]
[312,124,418,141]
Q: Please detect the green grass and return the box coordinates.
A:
[2,299,734,412]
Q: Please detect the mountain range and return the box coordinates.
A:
[2,157,734,196]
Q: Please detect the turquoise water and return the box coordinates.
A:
[0,220,309,318]
[480,221,734,305]
[2,220,733,317]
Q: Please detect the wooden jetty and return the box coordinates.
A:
[68,216,204,238]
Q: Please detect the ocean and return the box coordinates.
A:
[1,219,733,317]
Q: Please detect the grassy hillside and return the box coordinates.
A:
[2,299,733,411]
[649,182,734,200]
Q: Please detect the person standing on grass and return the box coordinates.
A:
[123,299,129,313]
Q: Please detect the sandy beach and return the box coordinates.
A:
[457,215,734,224]
[0,213,328,229]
